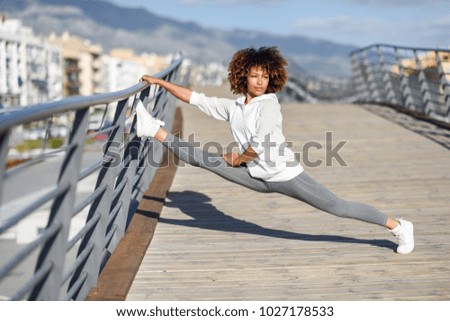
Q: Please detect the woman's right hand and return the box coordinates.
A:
[140,75,159,84]
[139,74,192,103]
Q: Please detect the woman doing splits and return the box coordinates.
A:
[136,46,414,254]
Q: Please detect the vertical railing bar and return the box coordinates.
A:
[377,46,397,105]
[99,102,110,129]
[371,46,383,103]
[350,52,364,101]
[436,52,450,117]
[358,50,372,102]
[41,116,53,155]
[29,107,90,300]
[104,98,132,256]
[0,129,11,205]
[396,47,414,111]
[415,49,429,113]
[389,47,403,106]
[136,88,157,190]
[122,139,140,226]
[67,101,124,300]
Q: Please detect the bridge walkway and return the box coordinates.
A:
[111,86,449,301]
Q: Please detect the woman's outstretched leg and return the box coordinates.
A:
[268,172,414,254]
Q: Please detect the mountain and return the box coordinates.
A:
[1,0,357,78]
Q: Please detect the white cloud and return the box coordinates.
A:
[427,14,450,48]
[343,0,448,7]
[177,0,285,6]
[432,14,450,28]
[293,15,449,48]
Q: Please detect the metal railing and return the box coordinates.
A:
[284,73,356,103]
[350,44,450,124]
[0,54,184,300]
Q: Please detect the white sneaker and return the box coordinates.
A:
[390,218,414,254]
[135,100,165,138]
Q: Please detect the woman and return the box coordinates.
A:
[136,46,414,254]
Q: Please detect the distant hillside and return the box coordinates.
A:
[1,0,357,78]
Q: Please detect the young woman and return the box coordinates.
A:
[136,46,414,254]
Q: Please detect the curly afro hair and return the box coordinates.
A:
[227,46,288,95]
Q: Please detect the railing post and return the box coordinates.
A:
[139,91,162,193]
[29,108,89,300]
[105,98,132,255]
[0,130,10,205]
[350,52,368,101]
[436,52,450,120]
[363,49,382,103]
[128,90,160,218]
[67,100,129,300]
[415,49,432,115]
[377,46,398,106]
[123,104,142,226]
[395,48,415,111]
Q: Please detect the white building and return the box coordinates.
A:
[102,51,142,93]
[0,19,62,108]
[102,49,174,93]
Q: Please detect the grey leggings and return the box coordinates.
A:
[163,134,388,226]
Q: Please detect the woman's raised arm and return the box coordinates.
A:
[140,75,193,104]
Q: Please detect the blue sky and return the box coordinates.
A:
[111,0,449,48]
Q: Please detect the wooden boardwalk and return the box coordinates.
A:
[126,88,450,301]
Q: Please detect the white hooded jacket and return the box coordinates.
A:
[189,91,303,182]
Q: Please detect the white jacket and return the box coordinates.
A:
[190,91,303,182]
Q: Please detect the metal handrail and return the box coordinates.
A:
[349,44,450,124]
[0,62,180,131]
[350,43,450,55]
[0,54,185,300]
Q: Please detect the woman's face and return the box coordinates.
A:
[246,66,269,98]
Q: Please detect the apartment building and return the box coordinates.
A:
[0,19,62,108]
[47,32,103,97]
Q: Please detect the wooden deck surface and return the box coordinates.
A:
[126,88,450,301]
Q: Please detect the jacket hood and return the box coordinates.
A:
[236,93,278,106]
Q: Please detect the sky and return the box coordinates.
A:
[111,0,449,49]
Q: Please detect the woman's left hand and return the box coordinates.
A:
[222,152,240,167]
